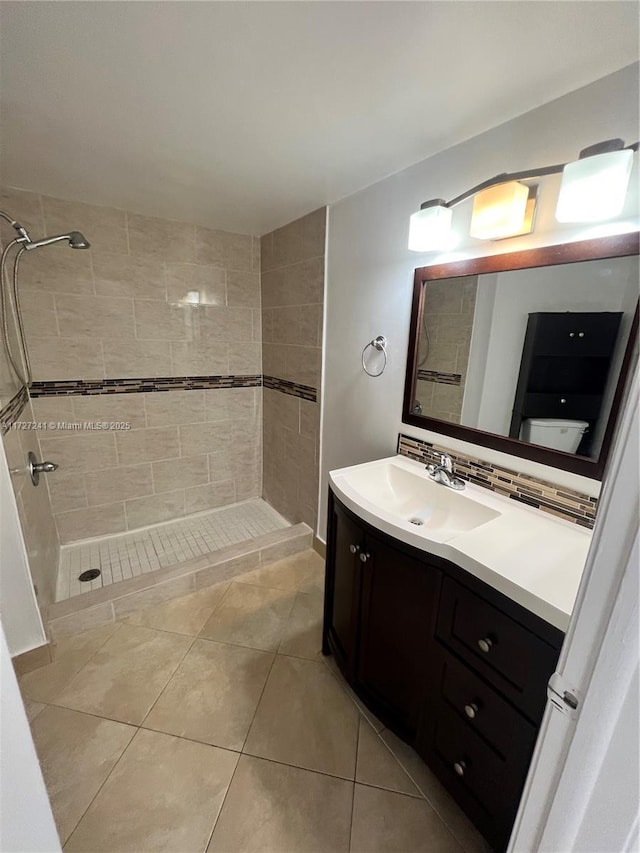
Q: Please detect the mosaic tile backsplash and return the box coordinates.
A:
[398,433,597,529]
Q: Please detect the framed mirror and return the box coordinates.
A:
[402,233,639,479]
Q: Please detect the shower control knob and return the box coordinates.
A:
[28,451,58,487]
[349,544,360,554]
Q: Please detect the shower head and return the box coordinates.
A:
[23,231,91,251]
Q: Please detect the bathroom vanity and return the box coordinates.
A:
[322,455,590,852]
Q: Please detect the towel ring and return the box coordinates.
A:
[362,336,388,377]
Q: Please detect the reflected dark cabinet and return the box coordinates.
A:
[509,311,623,452]
[323,490,564,851]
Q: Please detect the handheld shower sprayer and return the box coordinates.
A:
[0,209,91,388]
[23,231,91,251]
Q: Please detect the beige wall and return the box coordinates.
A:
[261,208,325,531]
[1,186,262,544]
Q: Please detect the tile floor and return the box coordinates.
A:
[57,499,288,600]
[21,549,492,853]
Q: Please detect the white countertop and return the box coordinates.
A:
[329,455,592,632]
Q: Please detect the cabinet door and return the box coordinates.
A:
[324,501,363,678]
[356,533,441,738]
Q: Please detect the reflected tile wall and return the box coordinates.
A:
[261,208,325,531]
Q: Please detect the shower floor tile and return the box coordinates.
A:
[56,499,289,602]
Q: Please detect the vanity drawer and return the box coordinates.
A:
[437,647,537,760]
[436,577,560,721]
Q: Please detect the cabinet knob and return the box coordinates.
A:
[560,398,567,404]
[569,332,575,338]
[453,760,466,777]
[578,332,585,338]
[477,637,493,654]
[464,703,478,720]
[349,544,360,554]
[359,552,370,563]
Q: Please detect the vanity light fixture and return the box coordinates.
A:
[556,139,635,223]
[408,138,638,252]
[408,200,452,252]
[469,181,531,241]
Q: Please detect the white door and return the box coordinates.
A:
[509,364,639,852]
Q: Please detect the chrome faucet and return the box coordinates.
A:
[426,454,465,491]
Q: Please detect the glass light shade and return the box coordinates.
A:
[555,149,634,223]
[469,181,530,240]
[408,204,452,251]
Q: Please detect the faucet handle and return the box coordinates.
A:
[440,454,453,472]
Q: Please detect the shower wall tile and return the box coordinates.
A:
[28,337,105,381]
[85,463,153,506]
[19,241,94,296]
[184,479,237,514]
[92,252,166,300]
[42,197,129,257]
[115,426,180,466]
[1,186,260,385]
[126,213,196,263]
[165,263,226,305]
[56,294,136,339]
[2,399,60,612]
[55,502,128,543]
[2,187,267,549]
[152,454,209,493]
[102,340,172,379]
[260,208,325,533]
[29,385,263,543]
[124,489,186,529]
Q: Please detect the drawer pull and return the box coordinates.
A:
[359,552,370,563]
[477,637,493,653]
[349,544,360,554]
[569,332,575,338]
[453,760,466,777]
[464,703,478,720]
[560,398,567,404]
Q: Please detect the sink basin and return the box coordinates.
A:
[330,456,501,542]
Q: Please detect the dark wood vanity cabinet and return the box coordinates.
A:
[323,497,440,739]
[323,490,564,852]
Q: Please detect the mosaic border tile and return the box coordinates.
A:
[30,375,262,397]
[417,369,462,387]
[0,385,29,433]
[29,374,318,403]
[397,433,597,529]
[263,375,317,402]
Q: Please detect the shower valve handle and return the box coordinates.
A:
[28,451,58,486]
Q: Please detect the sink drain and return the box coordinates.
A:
[408,517,424,526]
[79,569,101,582]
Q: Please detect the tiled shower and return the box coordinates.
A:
[0,185,325,627]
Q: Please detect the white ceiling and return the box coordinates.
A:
[0,1,637,235]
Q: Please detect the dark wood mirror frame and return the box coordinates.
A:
[402,232,639,480]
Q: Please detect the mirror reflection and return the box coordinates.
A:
[412,255,638,460]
